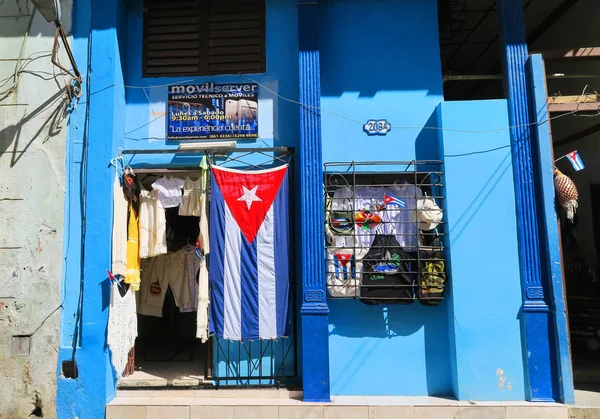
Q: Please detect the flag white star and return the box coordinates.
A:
[237,185,262,210]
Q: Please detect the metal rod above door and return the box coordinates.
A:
[120,147,292,155]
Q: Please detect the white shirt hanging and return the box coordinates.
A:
[152,175,185,208]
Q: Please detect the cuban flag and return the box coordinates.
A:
[209,165,290,341]
[383,194,406,208]
[566,150,585,171]
[333,253,355,280]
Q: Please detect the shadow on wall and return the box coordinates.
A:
[0,88,68,167]
[329,299,452,397]
[0,0,74,168]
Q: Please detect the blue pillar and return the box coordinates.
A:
[297,0,331,403]
[56,0,124,416]
[498,0,560,402]
[526,54,575,404]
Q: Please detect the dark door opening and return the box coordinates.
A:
[119,177,211,387]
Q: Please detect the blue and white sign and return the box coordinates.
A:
[167,82,259,141]
[363,119,391,136]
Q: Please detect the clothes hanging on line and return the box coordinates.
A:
[326,247,367,297]
[152,175,185,208]
[360,233,415,305]
[125,203,141,291]
[179,176,205,217]
[107,281,138,378]
[196,160,210,342]
[137,246,199,317]
[180,246,200,313]
[330,184,423,251]
[139,184,167,258]
[112,175,128,277]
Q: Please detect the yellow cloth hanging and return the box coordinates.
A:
[125,203,141,291]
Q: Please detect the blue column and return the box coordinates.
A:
[297,0,331,403]
[498,0,560,402]
[527,54,575,404]
[56,0,125,416]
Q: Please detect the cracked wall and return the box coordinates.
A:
[0,1,72,418]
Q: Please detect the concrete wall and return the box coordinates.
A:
[0,0,72,417]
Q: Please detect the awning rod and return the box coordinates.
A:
[120,147,291,155]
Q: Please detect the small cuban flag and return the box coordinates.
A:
[383,194,406,208]
[566,150,585,172]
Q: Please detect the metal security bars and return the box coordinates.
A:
[210,337,299,387]
[324,161,447,306]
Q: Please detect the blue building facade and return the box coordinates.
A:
[55,0,574,417]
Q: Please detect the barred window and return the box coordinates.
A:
[324,161,448,306]
[143,0,266,78]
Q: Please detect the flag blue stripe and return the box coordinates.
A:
[240,234,259,340]
[209,173,225,337]
[274,171,290,337]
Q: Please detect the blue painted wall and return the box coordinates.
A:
[122,0,299,166]
[319,0,443,164]
[123,0,301,385]
[440,100,526,400]
[321,0,453,396]
[57,0,542,410]
[57,0,129,416]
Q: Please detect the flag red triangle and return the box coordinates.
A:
[213,165,288,244]
[335,253,352,267]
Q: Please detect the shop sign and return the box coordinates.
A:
[167,82,259,141]
[363,119,391,136]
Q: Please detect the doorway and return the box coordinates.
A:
[120,176,211,387]
[116,147,299,388]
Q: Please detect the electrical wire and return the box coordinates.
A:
[0,11,37,101]
[444,144,511,158]
[62,73,598,140]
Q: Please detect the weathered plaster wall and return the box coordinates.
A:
[0,1,71,417]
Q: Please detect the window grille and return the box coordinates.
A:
[142,0,266,77]
[324,161,447,306]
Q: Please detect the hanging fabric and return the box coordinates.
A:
[125,203,141,291]
[152,175,185,208]
[178,175,204,217]
[112,175,128,277]
[209,164,291,341]
[107,281,138,378]
[138,183,167,258]
[196,157,211,342]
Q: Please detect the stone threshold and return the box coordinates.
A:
[111,392,566,407]
[107,394,570,419]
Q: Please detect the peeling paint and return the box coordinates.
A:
[0,0,69,417]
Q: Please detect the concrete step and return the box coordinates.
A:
[107,392,570,419]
